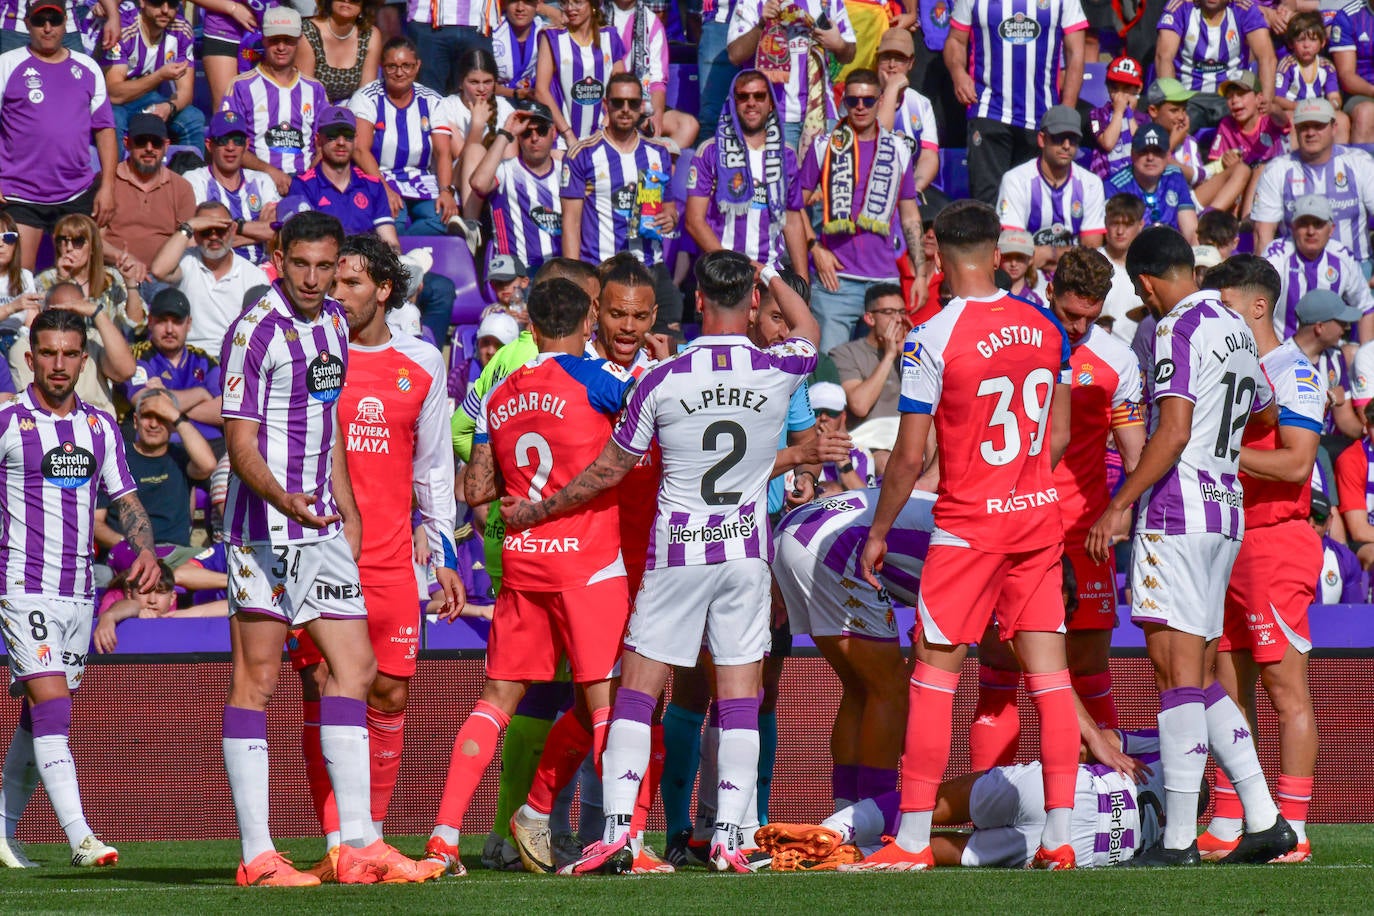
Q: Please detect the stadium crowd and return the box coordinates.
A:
[0,0,1366,884]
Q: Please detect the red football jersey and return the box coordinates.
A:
[1242,342,1327,528]
[899,292,1071,553]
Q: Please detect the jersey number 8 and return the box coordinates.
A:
[977,369,1055,466]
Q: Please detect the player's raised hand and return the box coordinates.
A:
[859,534,886,589]
[1084,505,1129,563]
[500,495,545,530]
[431,567,467,622]
[280,492,343,530]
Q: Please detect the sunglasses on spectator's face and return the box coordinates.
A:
[735,90,770,103]
[844,94,877,109]
[814,409,842,419]
[606,97,642,110]
[526,120,553,136]
[131,135,166,148]
[143,0,178,8]
[1046,132,1079,146]
[0,232,16,245]
[214,134,247,147]
[28,11,63,27]
[55,234,88,248]
[323,129,356,141]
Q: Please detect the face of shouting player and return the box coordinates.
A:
[27,329,87,408]
[275,237,339,318]
[596,280,656,365]
[334,253,391,338]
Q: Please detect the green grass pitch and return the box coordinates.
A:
[3,827,1373,914]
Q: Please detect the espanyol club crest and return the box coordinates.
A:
[1077,363,1094,386]
[396,367,412,392]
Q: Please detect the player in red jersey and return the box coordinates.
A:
[421,278,637,875]
[969,248,1145,770]
[851,200,1081,872]
[290,234,465,882]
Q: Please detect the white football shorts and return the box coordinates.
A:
[1,596,93,694]
[227,533,367,627]
[1129,531,1241,640]
[773,528,898,641]
[626,558,771,667]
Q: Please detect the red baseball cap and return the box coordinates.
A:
[1106,55,1144,89]
[25,0,64,20]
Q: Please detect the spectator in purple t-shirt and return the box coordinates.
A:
[0,0,116,270]
[288,105,398,247]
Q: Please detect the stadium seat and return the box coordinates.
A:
[666,61,699,118]
[398,235,484,326]
[1080,62,1109,110]
[935,149,969,200]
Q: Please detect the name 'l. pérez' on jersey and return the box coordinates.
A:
[976,324,1044,358]
[678,385,769,414]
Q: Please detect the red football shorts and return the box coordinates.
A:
[363,577,422,679]
[1065,548,1119,632]
[916,540,1066,646]
[486,577,630,683]
[1222,519,1320,663]
[287,627,323,671]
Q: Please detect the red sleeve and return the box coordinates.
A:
[1336,441,1368,516]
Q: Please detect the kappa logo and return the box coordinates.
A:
[1141,575,1161,590]
[617,769,642,782]
[1139,597,1160,610]
[1144,533,1163,543]
[718,780,741,791]
[1233,727,1250,743]
[1146,553,1160,566]
[1186,743,1208,755]
[844,596,864,609]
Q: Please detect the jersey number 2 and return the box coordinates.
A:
[515,431,554,501]
[977,369,1054,466]
[701,420,747,506]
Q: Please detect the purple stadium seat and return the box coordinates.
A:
[666,61,699,117]
[935,148,969,199]
[1081,62,1109,110]
[398,235,484,326]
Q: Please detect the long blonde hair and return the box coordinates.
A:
[0,211,22,295]
[52,214,107,298]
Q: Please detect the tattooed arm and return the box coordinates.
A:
[900,199,927,311]
[501,440,641,530]
[110,492,159,593]
[464,441,502,507]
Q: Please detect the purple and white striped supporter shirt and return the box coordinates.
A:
[202,0,276,43]
[221,68,328,175]
[995,158,1106,247]
[541,27,625,140]
[895,87,939,155]
[492,19,541,91]
[1263,238,1374,341]
[727,0,854,124]
[0,389,136,600]
[181,165,281,264]
[949,0,1087,131]
[219,284,350,546]
[775,488,934,606]
[406,0,493,29]
[1327,5,1374,85]
[612,334,817,569]
[1275,55,1338,102]
[0,48,113,204]
[1157,0,1267,95]
[347,79,445,199]
[489,157,561,274]
[560,133,675,266]
[1250,147,1374,263]
[608,4,669,95]
[1316,345,1348,436]
[1138,291,1273,539]
[102,14,195,79]
[686,139,802,268]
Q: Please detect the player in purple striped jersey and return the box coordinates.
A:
[221,7,329,196]
[503,252,820,875]
[0,307,158,869]
[1086,227,1295,867]
[1263,195,1374,344]
[560,72,677,269]
[1155,0,1275,131]
[218,211,432,887]
[470,99,562,275]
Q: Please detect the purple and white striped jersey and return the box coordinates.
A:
[1138,291,1273,538]
[1316,345,1348,436]
[727,0,854,124]
[996,158,1106,247]
[1275,54,1338,102]
[221,68,328,175]
[202,0,276,43]
[613,334,818,569]
[489,156,562,274]
[560,134,675,266]
[541,27,625,140]
[1157,0,1268,95]
[219,283,351,546]
[895,87,939,155]
[1263,238,1374,341]
[1080,733,1163,866]
[1251,147,1374,263]
[608,4,669,95]
[775,488,934,606]
[181,165,281,264]
[686,139,802,268]
[347,79,446,200]
[406,0,493,29]
[102,16,195,80]
[949,0,1087,131]
[0,48,113,205]
[0,389,136,600]
[1327,4,1374,84]
[492,19,542,91]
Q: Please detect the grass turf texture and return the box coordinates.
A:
[3,827,1372,914]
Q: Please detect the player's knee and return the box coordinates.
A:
[367,675,409,713]
[229,665,280,709]
[480,678,526,714]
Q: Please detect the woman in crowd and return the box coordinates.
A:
[535,0,625,145]
[35,215,144,332]
[195,0,272,111]
[297,0,383,103]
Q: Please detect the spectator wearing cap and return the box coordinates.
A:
[1211,69,1288,176]
[469,98,561,276]
[995,104,1106,264]
[1154,0,1275,132]
[101,0,203,152]
[2,0,115,54]
[1190,243,1221,286]
[220,6,330,196]
[910,197,945,324]
[1106,122,1198,243]
[829,280,906,429]
[1292,288,1363,440]
[102,111,197,285]
[475,309,519,370]
[794,380,873,491]
[1140,77,1205,187]
[288,105,399,248]
[486,253,528,313]
[348,36,454,237]
[1312,491,1367,602]
[999,229,1042,306]
[149,199,269,353]
[939,0,1086,204]
[1330,1,1374,144]
[874,28,940,198]
[1263,195,1374,344]
[1099,192,1144,344]
[1088,54,1149,180]
[800,68,923,355]
[181,110,282,266]
[403,0,496,100]
[685,69,807,273]
[1253,98,1374,273]
[0,0,117,271]
[123,286,225,446]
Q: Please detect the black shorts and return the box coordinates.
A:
[770,617,792,660]
[2,184,97,233]
[202,35,240,58]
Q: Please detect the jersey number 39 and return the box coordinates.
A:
[977,369,1054,466]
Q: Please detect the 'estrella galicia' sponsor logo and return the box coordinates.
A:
[529,205,562,235]
[306,352,344,402]
[42,442,95,489]
[998,13,1042,43]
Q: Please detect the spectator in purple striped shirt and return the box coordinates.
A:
[101,0,203,152]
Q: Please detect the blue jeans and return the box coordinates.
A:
[696,20,736,136]
[809,274,870,356]
[405,22,493,95]
[113,90,206,153]
[419,271,457,347]
[399,197,447,236]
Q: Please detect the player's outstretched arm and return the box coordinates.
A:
[500,440,641,530]
[860,411,932,587]
[109,493,159,593]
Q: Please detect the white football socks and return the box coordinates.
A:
[1204,685,1278,832]
[1158,688,1207,850]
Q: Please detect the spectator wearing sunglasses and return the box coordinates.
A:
[36,212,144,331]
[469,98,563,276]
[101,112,197,290]
[288,105,399,248]
[829,281,907,430]
[100,0,204,152]
[0,0,117,272]
[181,111,282,266]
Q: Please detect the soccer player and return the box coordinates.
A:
[219,211,431,886]
[291,234,464,880]
[421,277,637,876]
[502,251,821,874]
[0,308,158,869]
[1204,255,1324,864]
[852,199,1080,872]
[969,247,1145,768]
[1085,227,1297,866]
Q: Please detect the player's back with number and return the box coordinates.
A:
[900,293,1071,552]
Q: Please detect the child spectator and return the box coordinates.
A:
[1089,55,1149,180]
[1212,70,1289,170]
[998,229,1043,306]
[1197,209,1241,259]
[1276,13,1349,142]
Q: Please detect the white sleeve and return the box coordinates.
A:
[408,344,458,563]
[1353,341,1374,404]
[997,169,1030,230]
[728,0,762,44]
[1081,172,1106,234]
[1060,0,1088,31]
[898,322,949,414]
[347,87,378,122]
[1250,160,1287,224]
[1342,249,1374,315]
[951,0,974,29]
